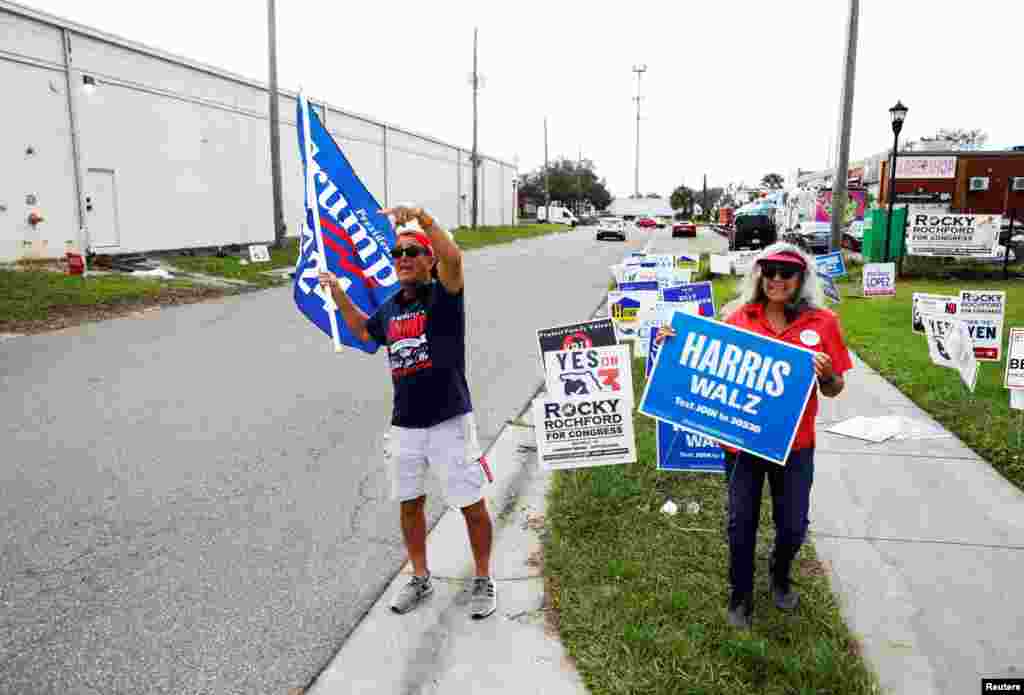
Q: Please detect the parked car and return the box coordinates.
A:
[672,220,697,238]
[595,217,628,242]
[656,216,671,229]
[637,217,658,229]
[730,213,777,250]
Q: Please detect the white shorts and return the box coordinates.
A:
[386,413,491,509]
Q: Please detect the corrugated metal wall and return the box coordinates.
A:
[0,2,516,261]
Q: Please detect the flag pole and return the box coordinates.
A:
[299,93,343,353]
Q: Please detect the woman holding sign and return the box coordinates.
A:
[658,242,852,628]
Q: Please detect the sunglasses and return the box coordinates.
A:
[760,263,801,280]
[390,245,430,259]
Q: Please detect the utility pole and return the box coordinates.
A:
[470,27,480,230]
[577,146,583,215]
[703,173,708,221]
[632,64,647,198]
[543,117,550,216]
[830,0,860,252]
[267,0,286,248]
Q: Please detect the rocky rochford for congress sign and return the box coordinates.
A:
[639,312,818,464]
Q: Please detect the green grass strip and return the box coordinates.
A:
[169,239,300,288]
[833,271,1024,491]
[545,334,877,695]
[452,223,571,251]
[0,269,197,324]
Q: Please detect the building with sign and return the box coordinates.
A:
[880,151,1024,216]
[0,1,516,262]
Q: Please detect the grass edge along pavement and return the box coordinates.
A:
[0,224,569,332]
[831,268,1024,492]
[0,268,222,334]
[543,355,879,695]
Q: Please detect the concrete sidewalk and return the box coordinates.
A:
[305,355,1024,695]
[812,353,1024,695]
[307,394,585,695]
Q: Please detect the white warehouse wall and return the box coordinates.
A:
[0,2,516,262]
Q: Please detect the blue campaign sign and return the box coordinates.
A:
[819,273,841,304]
[620,280,660,292]
[657,423,726,473]
[646,326,660,376]
[660,281,716,318]
[815,251,847,278]
[639,312,817,464]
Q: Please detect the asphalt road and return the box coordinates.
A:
[0,225,694,695]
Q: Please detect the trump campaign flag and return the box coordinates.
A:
[293,94,399,353]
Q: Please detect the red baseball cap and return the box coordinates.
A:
[757,250,807,268]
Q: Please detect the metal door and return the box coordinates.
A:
[85,168,121,248]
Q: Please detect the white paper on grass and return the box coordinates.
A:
[826,415,903,443]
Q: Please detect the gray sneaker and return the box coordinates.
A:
[469,576,497,620]
[391,574,433,614]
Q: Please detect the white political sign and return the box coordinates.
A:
[608,290,659,343]
[732,251,759,275]
[912,293,958,335]
[248,244,271,262]
[957,290,1006,362]
[905,209,1002,258]
[1003,328,1024,389]
[533,392,637,470]
[863,263,896,297]
[709,254,732,275]
[656,267,693,290]
[543,344,633,401]
[923,317,977,391]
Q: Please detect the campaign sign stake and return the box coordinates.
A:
[639,312,817,464]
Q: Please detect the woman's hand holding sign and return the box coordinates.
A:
[813,351,844,396]
[654,325,677,345]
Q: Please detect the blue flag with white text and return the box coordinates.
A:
[293,98,399,353]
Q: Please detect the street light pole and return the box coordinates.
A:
[632,64,647,198]
[267,0,286,249]
[884,100,908,263]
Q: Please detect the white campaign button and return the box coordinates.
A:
[800,329,821,347]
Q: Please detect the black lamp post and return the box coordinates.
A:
[884,100,908,262]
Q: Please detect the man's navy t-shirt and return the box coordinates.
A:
[366,281,472,428]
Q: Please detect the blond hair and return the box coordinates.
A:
[721,241,826,320]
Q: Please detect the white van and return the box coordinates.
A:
[537,205,578,227]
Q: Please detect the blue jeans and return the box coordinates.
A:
[727,448,814,596]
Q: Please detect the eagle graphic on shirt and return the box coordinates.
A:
[387,309,432,377]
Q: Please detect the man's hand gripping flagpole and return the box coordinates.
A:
[299,92,343,353]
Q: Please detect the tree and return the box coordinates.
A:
[670,185,695,215]
[761,172,785,189]
[517,158,612,214]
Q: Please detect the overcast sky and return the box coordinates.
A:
[19,0,1022,198]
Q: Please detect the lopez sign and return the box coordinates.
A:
[639,312,817,464]
[906,210,1001,258]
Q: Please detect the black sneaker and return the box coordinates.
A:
[727,592,753,629]
[769,553,799,611]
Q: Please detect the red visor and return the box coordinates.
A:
[758,250,806,268]
[397,231,433,256]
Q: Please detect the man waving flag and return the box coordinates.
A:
[293,94,399,352]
